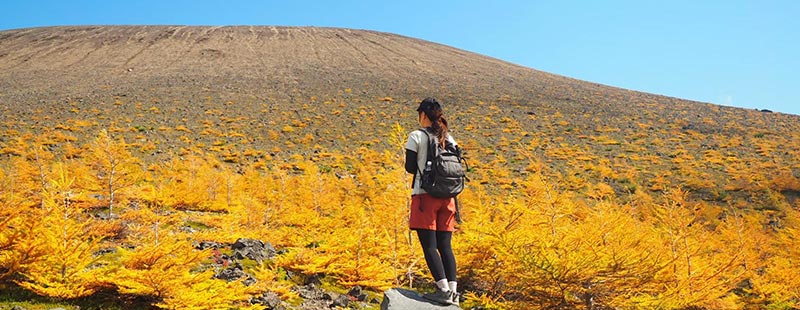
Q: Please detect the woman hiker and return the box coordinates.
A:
[404,97,460,306]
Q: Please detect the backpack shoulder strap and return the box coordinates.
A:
[421,128,441,160]
[412,128,431,187]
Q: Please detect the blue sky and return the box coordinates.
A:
[2,1,798,115]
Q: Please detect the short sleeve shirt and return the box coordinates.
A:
[405,129,457,195]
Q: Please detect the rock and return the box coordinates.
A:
[214,264,256,285]
[347,286,368,301]
[242,276,257,286]
[296,283,325,300]
[331,294,352,308]
[250,292,286,310]
[195,240,224,250]
[300,299,330,310]
[11,306,27,310]
[380,288,460,310]
[215,265,246,281]
[304,273,323,285]
[289,282,373,309]
[232,238,276,263]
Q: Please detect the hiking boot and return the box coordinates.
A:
[422,289,452,306]
[449,290,460,306]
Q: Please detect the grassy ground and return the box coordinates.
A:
[0,282,155,310]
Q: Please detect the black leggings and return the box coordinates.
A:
[416,229,456,282]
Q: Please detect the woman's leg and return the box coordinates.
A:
[416,229,446,282]
[436,231,456,282]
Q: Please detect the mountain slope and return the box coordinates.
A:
[0,25,726,118]
[1,25,798,212]
[3,24,800,310]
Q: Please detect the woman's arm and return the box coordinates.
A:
[405,149,418,174]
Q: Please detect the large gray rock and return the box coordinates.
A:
[232,238,276,263]
[381,288,461,310]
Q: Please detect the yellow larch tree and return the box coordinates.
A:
[83,129,142,217]
[154,152,230,212]
[323,148,406,290]
[630,189,747,309]
[266,147,413,290]
[0,159,48,280]
[746,206,800,308]
[456,171,665,308]
[15,161,110,299]
[27,136,56,209]
[112,169,259,309]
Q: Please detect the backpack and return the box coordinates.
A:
[417,129,468,199]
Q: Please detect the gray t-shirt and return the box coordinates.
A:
[405,129,457,195]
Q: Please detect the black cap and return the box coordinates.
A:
[416,97,442,113]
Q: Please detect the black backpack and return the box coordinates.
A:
[417,129,468,199]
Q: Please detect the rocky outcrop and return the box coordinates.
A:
[232,238,276,263]
[381,288,461,310]
[192,237,374,309]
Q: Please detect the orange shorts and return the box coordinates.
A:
[409,194,456,232]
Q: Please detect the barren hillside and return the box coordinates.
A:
[0,25,588,104]
[0,26,735,129]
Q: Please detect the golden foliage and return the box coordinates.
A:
[14,162,108,298]
[1,126,799,309]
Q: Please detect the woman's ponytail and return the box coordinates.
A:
[425,107,447,148]
[420,98,448,148]
[434,116,449,148]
